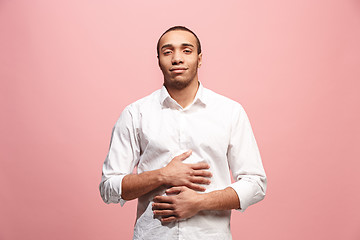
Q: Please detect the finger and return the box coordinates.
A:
[177,150,192,161]
[190,176,211,185]
[161,216,177,223]
[153,210,174,216]
[152,203,174,210]
[190,162,210,170]
[186,183,206,192]
[165,186,184,195]
[153,196,173,203]
[193,170,212,178]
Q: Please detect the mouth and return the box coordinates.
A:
[170,67,188,73]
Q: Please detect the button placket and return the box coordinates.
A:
[179,109,185,150]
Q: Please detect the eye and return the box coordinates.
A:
[184,49,192,54]
[163,50,172,55]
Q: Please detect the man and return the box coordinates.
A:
[99,26,267,239]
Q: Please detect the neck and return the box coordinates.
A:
[165,79,199,108]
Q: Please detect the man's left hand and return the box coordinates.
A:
[152,186,203,222]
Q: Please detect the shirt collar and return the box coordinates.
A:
[159,81,207,108]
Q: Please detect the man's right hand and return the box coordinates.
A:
[159,150,212,192]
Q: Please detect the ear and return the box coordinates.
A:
[197,53,203,68]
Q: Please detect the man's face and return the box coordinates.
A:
[158,30,202,90]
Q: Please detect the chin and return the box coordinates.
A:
[166,78,193,90]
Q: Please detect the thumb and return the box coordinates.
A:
[166,186,184,195]
[179,150,192,161]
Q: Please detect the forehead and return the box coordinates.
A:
[159,30,197,49]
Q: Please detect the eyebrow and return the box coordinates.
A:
[161,43,195,50]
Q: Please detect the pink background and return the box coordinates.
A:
[1,0,360,239]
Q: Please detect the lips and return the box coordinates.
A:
[170,67,188,73]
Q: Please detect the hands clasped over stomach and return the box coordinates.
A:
[153,150,212,222]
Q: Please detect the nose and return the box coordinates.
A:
[171,51,183,65]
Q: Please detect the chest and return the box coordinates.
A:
[137,106,232,157]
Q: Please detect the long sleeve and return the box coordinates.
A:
[99,106,140,205]
[227,104,267,212]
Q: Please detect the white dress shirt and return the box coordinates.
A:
[99,82,267,240]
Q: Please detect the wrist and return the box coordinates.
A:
[196,192,207,212]
[158,167,168,185]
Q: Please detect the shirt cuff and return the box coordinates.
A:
[229,179,263,212]
[100,174,127,206]
[116,174,127,206]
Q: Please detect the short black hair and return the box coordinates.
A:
[157,26,202,56]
